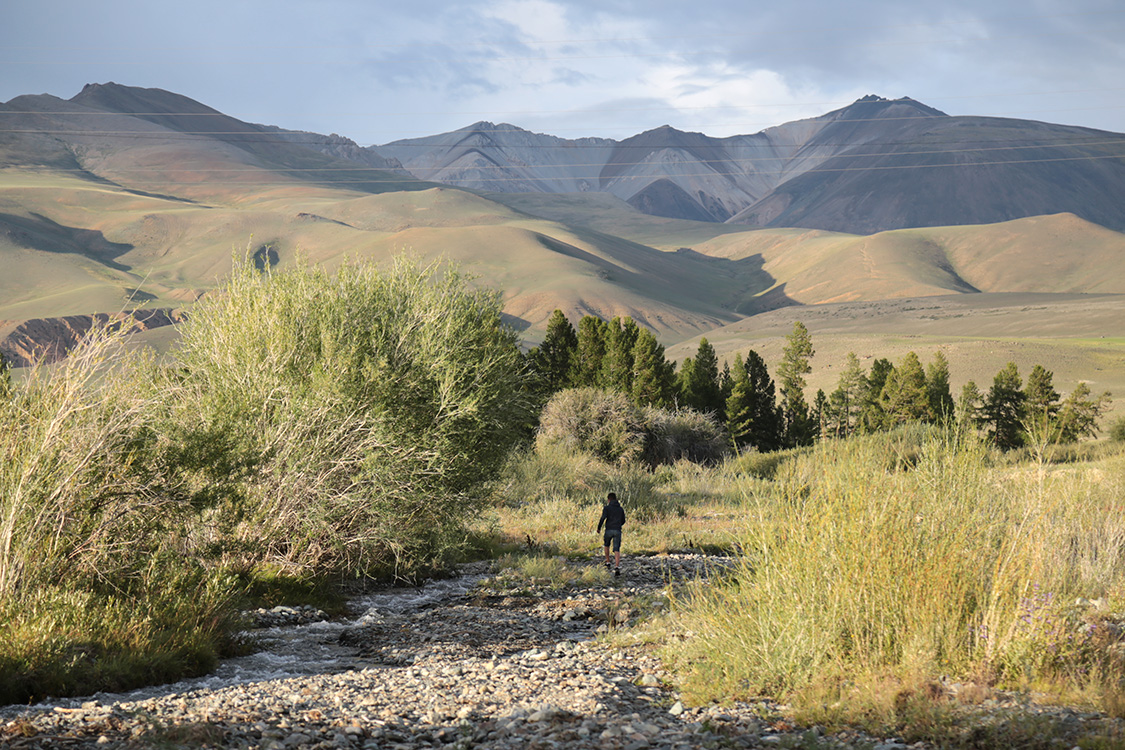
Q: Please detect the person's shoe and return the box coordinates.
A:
[614,567,620,577]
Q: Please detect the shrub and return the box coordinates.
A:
[0,324,186,599]
[535,387,646,464]
[535,387,729,467]
[164,255,536,576]
[0,324,239,703]
[642,406,729,466]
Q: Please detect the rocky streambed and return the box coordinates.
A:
[3,553,1118,749]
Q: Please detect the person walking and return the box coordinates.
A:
[597,491,626,576]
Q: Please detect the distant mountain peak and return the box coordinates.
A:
[842,95,948,118]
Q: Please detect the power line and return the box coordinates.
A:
[2,87,1123,120]
[6,24,1124,67]
[7,152,1123,188]
[10,138,1123,175]
[2,7,1116,51]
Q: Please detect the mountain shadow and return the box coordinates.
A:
[0,212,134,271]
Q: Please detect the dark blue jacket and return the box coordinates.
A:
[597,500,626,532]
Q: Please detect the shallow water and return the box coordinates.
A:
[2,572,486,713]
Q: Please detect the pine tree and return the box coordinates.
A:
[1024,364,1061,422]
[572,315,608,387]
[835,352,867,436]
[678,337,723,417]
[983,362,1026,450]
[813,389,828,440]
[528,309,577,394]
[601,317,639,393]
[880,351,929,426]
[693,338,723,417]
[630,327,675,407]
[1055,382,1111,443]
[860,358,894,433]
[778,321,814,447]
[727,350,782,452]
[925,350,956,423]
[677,356,698,407]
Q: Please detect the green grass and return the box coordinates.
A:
[656,429,1125,741]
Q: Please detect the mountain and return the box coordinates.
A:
[369,96,1125,234]
[2,82,1125,372]
[0,82,422,201]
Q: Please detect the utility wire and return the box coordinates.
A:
[10,139,1124,175]
[8,152,1124,188]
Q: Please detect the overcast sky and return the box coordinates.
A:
[3,0,1123,145]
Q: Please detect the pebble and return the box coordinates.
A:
[2,553,1115,749]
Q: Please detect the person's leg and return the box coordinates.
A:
[603,543,611,565]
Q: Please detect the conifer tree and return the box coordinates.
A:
[601,317,639,393]
[572,315,608,387]
[727,350,781,452]
[983,362,1026,450]
[677,356,698,407]
[925,350,956,423]
[813,389,828,440]
[778,321,815,447]
[880,351,929,426]
[832,352,867,437]
[630,327,675,407]
[719,362,733,404]
[528,309,577,394]
[1024,365,1061,422]
[957,380,983,432]
[1055,382,1112,443]
[678,337,723,417]
[860,358,894,433]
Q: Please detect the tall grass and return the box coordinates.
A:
[665,429,1125,721]
[0,324,238,704]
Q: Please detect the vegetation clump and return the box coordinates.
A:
[661,428,1125,736]
[163,256,535,576]
[0,256,535,703]
[535,387,728,467]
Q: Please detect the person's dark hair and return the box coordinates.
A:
[607,491,617,502]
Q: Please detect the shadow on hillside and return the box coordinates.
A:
[670,246,800,315]
[0,212,134,272]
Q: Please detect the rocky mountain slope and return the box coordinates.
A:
[373,96,1125,233]
[3,83,1123,234]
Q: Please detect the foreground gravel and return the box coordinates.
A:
[3,553,1121,749]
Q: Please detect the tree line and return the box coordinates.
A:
[527,310,1113,453]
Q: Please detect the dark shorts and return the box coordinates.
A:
[603,529,622,552]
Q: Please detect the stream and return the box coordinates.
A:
[2,570,487,715]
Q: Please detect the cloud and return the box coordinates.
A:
[1,0,1122,142]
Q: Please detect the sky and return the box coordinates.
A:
[2,0,1123,145]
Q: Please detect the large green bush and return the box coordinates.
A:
[165,256,535,575]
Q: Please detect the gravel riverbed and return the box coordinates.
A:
[2,553,1120,749]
